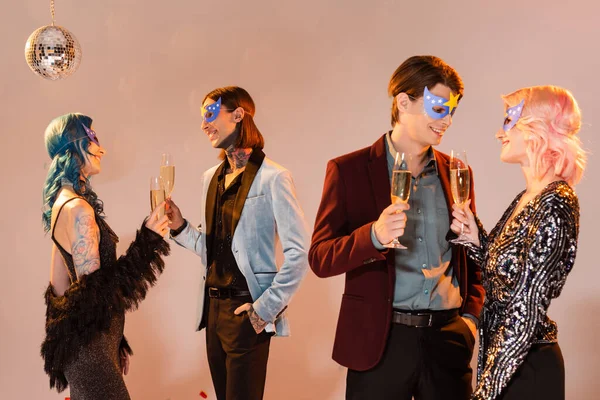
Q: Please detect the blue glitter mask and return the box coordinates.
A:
[422,87,460,119]
[202,97,223,123]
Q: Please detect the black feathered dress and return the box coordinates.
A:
[41,200,169,399]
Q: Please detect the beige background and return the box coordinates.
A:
[1,0,598,399]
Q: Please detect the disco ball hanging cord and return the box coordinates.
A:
[51,0,55,25]
[24,0,82,80]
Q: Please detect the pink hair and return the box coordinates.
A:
[502,85,587,186]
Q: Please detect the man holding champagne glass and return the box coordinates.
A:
[309,55,484,400]
[164,86,309,400]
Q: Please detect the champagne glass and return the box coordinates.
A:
[160,153,175,198]
[449,150,471,244]
[150,176,166,219]
[384,152,411,249]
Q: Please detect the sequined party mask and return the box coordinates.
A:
[82,123,100,145]
[422,87,460,119]
[503,99,525,132]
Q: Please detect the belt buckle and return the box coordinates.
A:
[415,313,433,328]
[208,287,220,298]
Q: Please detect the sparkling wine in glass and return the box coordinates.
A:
[449,150,471,244]
[160,153,175,198]
[384,152,411,250]
[150,176,166,219]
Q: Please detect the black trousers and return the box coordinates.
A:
[205,295,272,400]
[346,315,475,400]
[499,342,564,400]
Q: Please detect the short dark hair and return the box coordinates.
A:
[388,55,464,126]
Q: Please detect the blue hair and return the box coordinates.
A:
[42,113,104,232]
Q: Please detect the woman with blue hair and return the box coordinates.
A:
[40,113,170,399]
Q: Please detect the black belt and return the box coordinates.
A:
[207,287,252,299]
[392,309,458,328]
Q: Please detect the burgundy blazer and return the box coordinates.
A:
[308,134,484,371]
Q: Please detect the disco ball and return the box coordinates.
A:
[24,25,82,80]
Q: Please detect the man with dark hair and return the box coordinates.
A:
[168,86,309,400]
[309,56,484,400]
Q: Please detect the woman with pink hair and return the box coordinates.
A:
[450,85,586,399]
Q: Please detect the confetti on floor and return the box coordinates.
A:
[200,390,208,398]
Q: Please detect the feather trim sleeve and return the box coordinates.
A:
[41,223,169,392]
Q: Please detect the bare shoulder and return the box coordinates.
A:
[52,188,92,218]
[69,203,99,243]
[67,199,101,277]
[62,197,94,215]
[51,191,95,236]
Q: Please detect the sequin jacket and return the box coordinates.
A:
[467,181,579,400]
